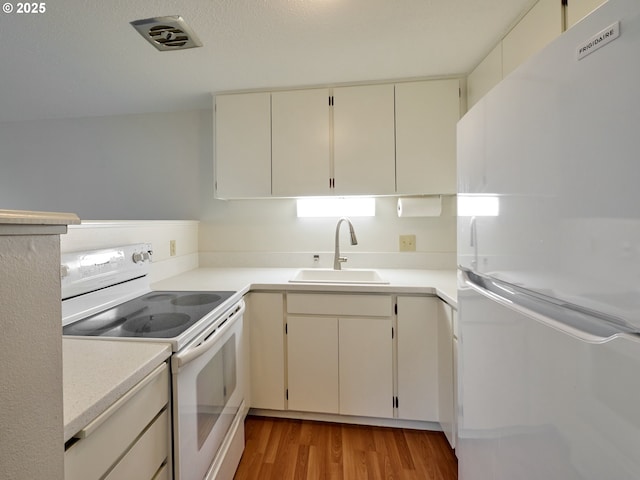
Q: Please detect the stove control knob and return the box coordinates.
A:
[60,264,70,278]
[132,252,144,263]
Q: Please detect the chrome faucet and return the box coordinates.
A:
[334,217,358,270]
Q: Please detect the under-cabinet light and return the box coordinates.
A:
[458,195,500,217]
[296,198,376,218]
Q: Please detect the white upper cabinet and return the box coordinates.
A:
[271,88,331,196]
[332,84,396,195]
[502,0,564,77]
[214,92,271,199]
[216,79,460,197]
[467,43,503,110]
[395,79,460,195]
[567,0,607,29]
[272,85,395,196]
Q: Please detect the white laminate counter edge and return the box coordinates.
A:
[0,209,80,225]
[63,339,171,443]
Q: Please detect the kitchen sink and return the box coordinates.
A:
[289,268,389,284]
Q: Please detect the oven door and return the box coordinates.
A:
[171,300,245,480]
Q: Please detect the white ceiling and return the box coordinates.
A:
[0,0,535,123]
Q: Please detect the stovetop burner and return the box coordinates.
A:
[171,293,223,307]
[122,313,193,338]
[63,290,235,340]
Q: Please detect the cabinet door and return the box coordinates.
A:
[248,293,285,410]
[272,89,331,196]
[215,92,272,198]
[567,0,607,28]
[339,317,393,418]
[438,301,455,449]
[396,296,439,421]
[333,84,396,195]
[502,0,563,77]
[287,316,339,413]
[467,43,503,110]
[453,309,459,456]
[395,80,460,195]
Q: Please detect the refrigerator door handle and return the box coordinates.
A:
[469,217,478,270]
[460,268,638,345]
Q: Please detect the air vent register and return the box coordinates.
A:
[130,16,202,51]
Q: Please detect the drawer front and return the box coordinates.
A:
[105,409,169,480]
[287,293,392,317]
[65,363,169,480]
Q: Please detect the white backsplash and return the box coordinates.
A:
[199,196,457,269]
[60,194,457,276]
[61,220,200,283]
[199,251,455,270]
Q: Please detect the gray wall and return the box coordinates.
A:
[0,110,213,220]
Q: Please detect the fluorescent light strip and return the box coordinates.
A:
[296,198,376,217]
[458,195,500,217]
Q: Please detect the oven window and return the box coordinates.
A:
[196,333,237,449]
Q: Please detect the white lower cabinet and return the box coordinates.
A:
[286,293,393,418]
[438,300,456,448]
[248,292,448,426]
[396,296,439,421]
[248,292,286,410]
[64,363,170,480]
[452,308,459,455]
[339,316,393,418]
[287,315,340,414]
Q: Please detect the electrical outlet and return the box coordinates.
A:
[170,240,176,257]
[399,234,416,252]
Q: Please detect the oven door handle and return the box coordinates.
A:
[172,301,245,371]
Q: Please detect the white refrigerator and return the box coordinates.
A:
[457,0,640,478]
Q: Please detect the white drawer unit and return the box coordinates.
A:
[64,363,170,480]
[286,293,393,317]
[104,410,169,480]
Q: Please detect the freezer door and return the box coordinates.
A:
[458,275,640,480]
[457,0,640,330]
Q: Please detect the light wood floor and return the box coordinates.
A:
[234,416,458,480]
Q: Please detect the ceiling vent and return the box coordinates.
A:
[130,16,203,51]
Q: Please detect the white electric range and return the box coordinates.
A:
[61,243,247,480]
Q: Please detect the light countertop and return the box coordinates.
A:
[152,267,458,308]
[0,209,79,225]
[63,338,171,442]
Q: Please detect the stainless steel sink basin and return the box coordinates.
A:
[289,269,389,284]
